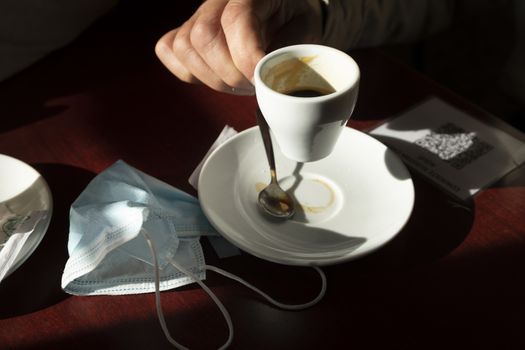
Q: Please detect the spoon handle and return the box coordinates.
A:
[256,108,277,177]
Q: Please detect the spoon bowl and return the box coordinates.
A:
[258,182,295,218]
[255,108,296,219]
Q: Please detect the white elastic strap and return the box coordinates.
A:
[204,264,327,311]
[167,258,234,350]
[142,231,233,350]
[142,230,326,349]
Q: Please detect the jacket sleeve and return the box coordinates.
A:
[322,0,455,50]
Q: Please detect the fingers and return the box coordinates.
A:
[156,0,314,95]
[155,29,200,85]
[220,0,323,77]
[156,21,248,94]
[220,0,273,82]
[155,0,257,95]
[190,4,255,92]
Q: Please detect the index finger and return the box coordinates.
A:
[220,0,277,81]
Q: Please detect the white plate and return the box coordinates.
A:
[198,127,414,266]
[0,154,52,277]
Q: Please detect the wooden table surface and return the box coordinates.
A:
[1,2,524,349]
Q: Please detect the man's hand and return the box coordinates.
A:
[155,0,323,95]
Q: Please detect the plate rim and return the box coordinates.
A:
[198,126,414,266]
[0,154,53,277]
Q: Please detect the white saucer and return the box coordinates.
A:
[0,154,52,277]
[198,127,414,266]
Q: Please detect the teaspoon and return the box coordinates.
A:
[255,108,296,219]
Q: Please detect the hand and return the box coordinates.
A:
[155,0,323,95]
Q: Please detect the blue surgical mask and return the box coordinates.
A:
[61,160,216,295]
[61,160,326,349]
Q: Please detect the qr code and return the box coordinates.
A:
[414,123,494,169]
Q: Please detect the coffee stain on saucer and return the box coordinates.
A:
[255,179,335,214]
[255,182,267,193]
[299,179,335,214]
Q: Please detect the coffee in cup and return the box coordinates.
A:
[254,44,360,162]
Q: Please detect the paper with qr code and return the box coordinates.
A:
[368,97,525,200]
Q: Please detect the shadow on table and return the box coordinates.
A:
[357,132,476,266]
[0,0,201,134]
[491,163,525,188]
[404,176,473,259]
[3,264,329,350]
[358,167,475,270]
[0,163,95,319]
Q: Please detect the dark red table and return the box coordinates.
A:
[1,2,524,349]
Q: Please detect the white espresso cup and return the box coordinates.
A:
[254,44,360,162]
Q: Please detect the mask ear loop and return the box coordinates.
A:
[142,230,327,349]
[142,230,233,350]
[202,264,326,310]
